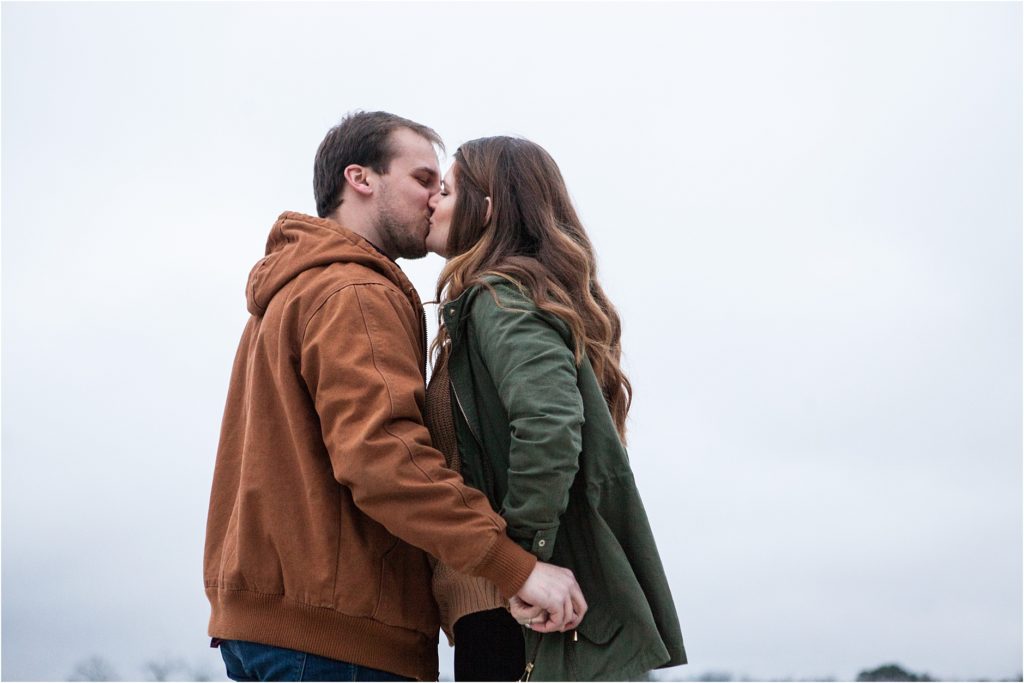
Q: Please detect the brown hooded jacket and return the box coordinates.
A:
[204,212,536,680]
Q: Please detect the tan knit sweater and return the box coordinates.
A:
[425,346,508,644]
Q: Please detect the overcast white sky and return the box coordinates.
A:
[2,2,1021,681]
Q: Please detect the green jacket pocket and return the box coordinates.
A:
[576,606,622,645]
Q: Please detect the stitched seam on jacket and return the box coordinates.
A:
[300,280,396,345]
[296,282,504,586]
[349,286,504,552]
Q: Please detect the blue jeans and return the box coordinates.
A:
[218,639,412,682]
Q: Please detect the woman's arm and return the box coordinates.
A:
[470,284,584,562]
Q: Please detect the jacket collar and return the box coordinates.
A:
[441,275,512,345]
[440,291,471,344]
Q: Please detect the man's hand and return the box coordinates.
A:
[513,562,587,633]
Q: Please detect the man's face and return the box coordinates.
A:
[373,128,441,260]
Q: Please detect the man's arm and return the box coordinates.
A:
[300,283,534,591]
[298,283,585,629]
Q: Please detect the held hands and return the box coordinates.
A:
[509,596,553,630]
[512,561,587,633]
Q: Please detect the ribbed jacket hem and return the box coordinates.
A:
[472,536,537,599]
[206,587,439,681]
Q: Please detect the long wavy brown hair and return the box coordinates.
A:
[431,136,632,441]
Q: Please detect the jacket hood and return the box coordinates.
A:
[246,211,420,316]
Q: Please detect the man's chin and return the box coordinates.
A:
[397,250,428,261]
[396,241,429,261]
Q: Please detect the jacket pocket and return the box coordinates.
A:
[536,609,624,682]
[576,606,622,645]
[372,539,438,634]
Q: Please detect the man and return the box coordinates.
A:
[204,111,585,682]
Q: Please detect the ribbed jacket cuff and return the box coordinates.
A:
[473,535,537,599]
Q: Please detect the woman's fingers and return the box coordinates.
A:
[569,581,588,621]
[509,596,547,625]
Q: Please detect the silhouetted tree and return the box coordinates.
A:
[857,663,932,682]
[143,657,187,681]
[187,663,214,682]
[67,656,120,681]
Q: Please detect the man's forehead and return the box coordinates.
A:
[388,128,441,173]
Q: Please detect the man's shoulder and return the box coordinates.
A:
[269,261,420,345]
[298,260,412,309]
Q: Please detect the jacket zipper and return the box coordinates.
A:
[450,379,496,494]
[449,380,483,449]
[519,629,577,681]
[520,634,543,682]
[567,629,578,679]
[421,308,428,379]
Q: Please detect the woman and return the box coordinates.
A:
[423,136,686,681]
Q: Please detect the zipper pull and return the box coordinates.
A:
[572,629,578,643]
[520,662,535,682]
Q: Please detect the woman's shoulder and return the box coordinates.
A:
[465,275,537,318]
[466,276,573,344]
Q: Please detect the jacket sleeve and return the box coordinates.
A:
[470,285,584,562]
[299,282,536,598]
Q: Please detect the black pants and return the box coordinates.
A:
[453,608,526,681]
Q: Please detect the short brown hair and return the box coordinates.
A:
[313,111,443,218]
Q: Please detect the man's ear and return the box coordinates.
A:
[484,197,493,226]
[343,164,374,197]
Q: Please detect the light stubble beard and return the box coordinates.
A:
[375,185,428,261]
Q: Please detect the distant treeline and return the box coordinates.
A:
[655,662,1023,682]
[65,657,1024,682]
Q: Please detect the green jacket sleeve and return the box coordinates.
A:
[469,284,584,561]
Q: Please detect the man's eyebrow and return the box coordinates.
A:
[412,166,438,179]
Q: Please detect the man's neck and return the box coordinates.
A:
[360,236,395,263]
[326,207,393,261]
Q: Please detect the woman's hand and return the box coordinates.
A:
[509,595,550,628]
[511,562,586,633]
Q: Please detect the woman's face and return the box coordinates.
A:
[426,166,456,257]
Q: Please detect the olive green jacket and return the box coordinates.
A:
[441,279,686,681]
